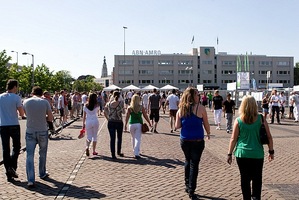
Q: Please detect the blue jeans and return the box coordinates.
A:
[107,121,123,156]
[0,125,21,173]
[26,131,49,183]
[180,139,205,194]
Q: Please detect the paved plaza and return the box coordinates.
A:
[0,109,299,199]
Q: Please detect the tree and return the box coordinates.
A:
[51,70,74,92]
[34,64,54,91]
[0,50,11,92]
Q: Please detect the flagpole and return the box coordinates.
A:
[216,36,219,54]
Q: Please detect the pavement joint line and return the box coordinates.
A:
[55,120,106,199]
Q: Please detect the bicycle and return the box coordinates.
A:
[48,117,64,139]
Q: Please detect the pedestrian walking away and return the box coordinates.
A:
[148,88,162,133]
[125,94,152,159]
[227,95,274,200]
[23,86,54,188]
[165,89,180,133]
[212,90,223,130]
[82,93,100,156]
[0,79,25,182]
[104,91,125,159]
[223,93,235,133]
[175,87,211,199]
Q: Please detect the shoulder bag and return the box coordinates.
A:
[260,114,269,145]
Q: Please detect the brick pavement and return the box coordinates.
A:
[0,109,299,199]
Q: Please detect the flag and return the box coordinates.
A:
[217,37,219,45]
[191,36,194,44]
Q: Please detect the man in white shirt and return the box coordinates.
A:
[57,90,66,125]
[165,89,180,133]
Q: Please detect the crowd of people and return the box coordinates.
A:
[0,78,287,199]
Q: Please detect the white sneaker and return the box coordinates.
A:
[216,126,220,130]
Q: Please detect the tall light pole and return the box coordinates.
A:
[123,26,127,86]
[22,52,34,87]
[11,50,18,65]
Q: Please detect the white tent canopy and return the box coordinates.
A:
[122,84,140,91]
[141,84,159,91]
[103,84,121,91]
[159,84,179,90]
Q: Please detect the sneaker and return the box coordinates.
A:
[40,173,49,179]
[150,127,154,132]
[154,130,159,133]
[174,128,177,131]
[27,182,35,188]
[135,155,141,159]
[216,126,220,130]
[170,130,173,133]
[92,152,98,155]
[86,148,90,156]
[226,130,230,133]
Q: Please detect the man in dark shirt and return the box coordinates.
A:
[148,88,162,133]
[212,90,223,130]
[223,93,235,133]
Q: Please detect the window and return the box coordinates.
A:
[138,60,154,65]
[118,70,133,75]
[202,60,213,65]
[221,70,235,75]
[259,61,272,66]
[158,60,173,65]
[178,60,193,65]
[203,80,212,83]
[277,61,289,66]
[118,60,133,65]
[202,70,213,74]
[178,70,192,75]
[139,80,152,84]
[139,70,154,75]
[159,70,174,75]
[277,71,290,75]
[222,61,235,65]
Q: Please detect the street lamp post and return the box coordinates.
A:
[123,26,128,87]
[22,52,34,87]
[11,51,18,65]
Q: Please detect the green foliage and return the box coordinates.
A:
[0,50,11,92]
[0,50,102,94]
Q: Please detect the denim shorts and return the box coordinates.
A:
[262,108,269,114]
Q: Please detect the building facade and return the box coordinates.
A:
[113,47,294,90]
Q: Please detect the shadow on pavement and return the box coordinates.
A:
[197,194,228,200]
[91,154,184,168]
[11,176,106,199]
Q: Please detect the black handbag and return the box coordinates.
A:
[260,114,269,145]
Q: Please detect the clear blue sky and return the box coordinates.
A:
[1,0,298,79]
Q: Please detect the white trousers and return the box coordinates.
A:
[294,105,299,121]
[214,109,222,125]
[129,123,142,156]
[86,118,99,142]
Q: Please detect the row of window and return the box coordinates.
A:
[118,60,194,66]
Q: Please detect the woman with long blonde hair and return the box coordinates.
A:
[125,94,151,159]
[227,95,274,200]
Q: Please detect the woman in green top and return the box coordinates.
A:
[227,95,274,200]
[125,94,151,159]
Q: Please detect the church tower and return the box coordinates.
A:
[101,56,108,78]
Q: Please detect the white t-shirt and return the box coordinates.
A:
[57,95,65,109]
[142,93,149,104]
[82,94,88,104]
[166,94,180,110]
[279,95,286,107]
